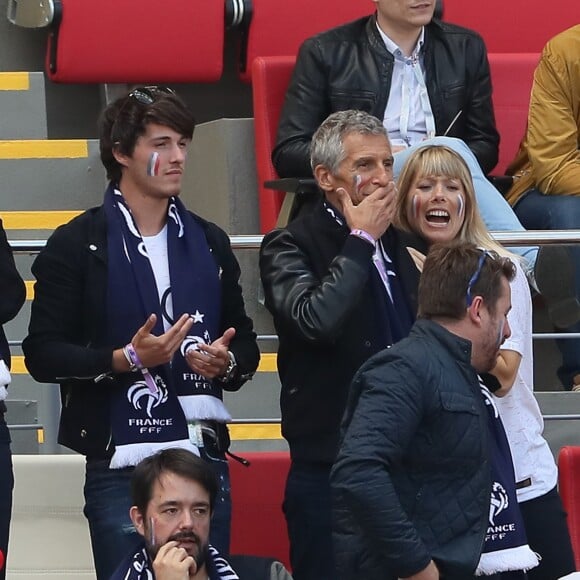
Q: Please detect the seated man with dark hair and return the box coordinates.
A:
[111,448,239,580]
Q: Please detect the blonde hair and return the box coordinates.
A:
[395,145,515,260]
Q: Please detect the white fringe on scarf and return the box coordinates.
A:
[109,438,199,469]
[178,394,232,421]
[475,545,540,576]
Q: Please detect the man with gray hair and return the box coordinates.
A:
[259,110,422,579]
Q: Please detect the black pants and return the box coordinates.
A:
[283,461,333,580]
[0,415,13,580]
[519,486,576,580]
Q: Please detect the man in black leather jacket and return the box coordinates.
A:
[260,110,421,579]
[274,3,499,178]
[331,243,516,580]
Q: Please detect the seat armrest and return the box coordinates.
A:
[264,177,318,195]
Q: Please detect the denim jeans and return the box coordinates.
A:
[0,416,13,580]
[393,137,538,270]
[84,448,232,580]
[83,460,140,580]
[283,461,334,580]
[514,188,580,388]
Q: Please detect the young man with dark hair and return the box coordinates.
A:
[111,448,239,580]
[331,243,520,579]
[23,87,259,579]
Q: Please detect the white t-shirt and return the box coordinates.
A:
[142,225,173,332]
[494,261,557,502]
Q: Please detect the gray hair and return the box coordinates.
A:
[310,110,388,174]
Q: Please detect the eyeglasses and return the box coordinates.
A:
[110,85,176,141]
[465,249,496,307]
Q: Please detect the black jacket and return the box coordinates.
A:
[23,205,259,458]
[0,218,25,370]
[331,319,490,580]
[273,15,499,177]
[259,201,421,464]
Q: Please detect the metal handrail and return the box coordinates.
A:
[9,229,580,252]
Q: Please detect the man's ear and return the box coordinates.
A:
[130,506,146,537]
[314,164,334,193]
[112,145,129,169]
[467,296,484,326]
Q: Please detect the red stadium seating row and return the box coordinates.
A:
[44,0,574,84]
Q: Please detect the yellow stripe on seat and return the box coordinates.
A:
[0,72,30,91]
[2,210,81,230]
[0,140,88,159]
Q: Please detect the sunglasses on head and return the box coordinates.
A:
[465,249,499,307]
[111,86,176,141]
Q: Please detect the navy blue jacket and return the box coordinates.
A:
[331,319,490,579]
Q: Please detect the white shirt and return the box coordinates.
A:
[376,24,435,148]
[494,261,558,502]
[142,225,173,333]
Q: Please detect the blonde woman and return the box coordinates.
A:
[395,145,574,580]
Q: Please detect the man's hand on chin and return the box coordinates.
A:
[402,560,440,580]
[152,541,196,580]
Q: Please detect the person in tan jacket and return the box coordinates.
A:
[506,24,580,391]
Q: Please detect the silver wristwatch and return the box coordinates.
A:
[218,351,237,383]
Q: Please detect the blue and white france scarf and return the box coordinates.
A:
[104,184,222,468]
[110,543,239,580]
[476,379,539,575]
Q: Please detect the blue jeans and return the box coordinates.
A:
[83,460,140,580]
[514,188,580,388]
[283,462,334,580]
[0,415,13,580]
[84,449,232,580]
[393,137,538,269]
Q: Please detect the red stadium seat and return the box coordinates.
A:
[489,53,539,175]
[444,0,578,53]
[239,0,372,83]
[252,56,296,233]
[557,446,580,568]
[229,451,291,569]
[46,0,224,83]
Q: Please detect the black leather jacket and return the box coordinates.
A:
[273,15,499,177]
[23,204,259,458]
[331,319,490,579]
[259,201,421,463]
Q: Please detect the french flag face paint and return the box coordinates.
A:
[457,193,465,218]
[412,194,422,222]
[147,152,160,177]
[353,173,372,196]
